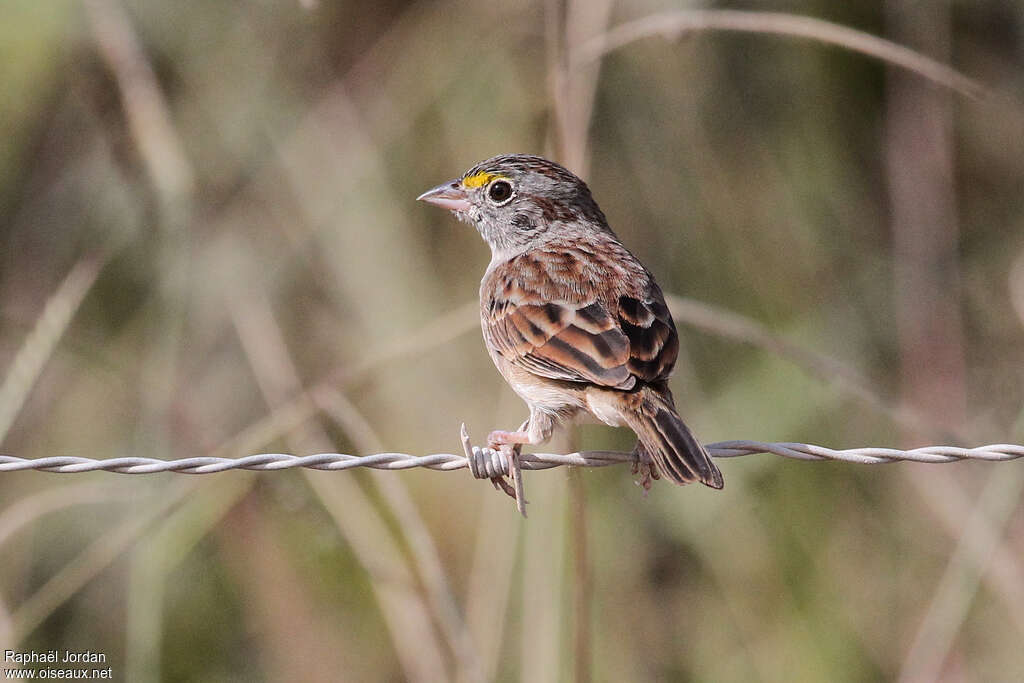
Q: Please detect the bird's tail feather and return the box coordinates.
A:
[623,386,724,489]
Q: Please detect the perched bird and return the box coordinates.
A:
[418,154,723,490]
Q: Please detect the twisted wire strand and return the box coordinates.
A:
[0,442,1020,476]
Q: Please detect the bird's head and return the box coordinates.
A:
[418,154,610,258]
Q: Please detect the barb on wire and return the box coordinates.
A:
[1,441,1020,475]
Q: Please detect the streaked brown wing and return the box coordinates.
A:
[617,291,679,383]
[482,245,681,389]
[486,297,636,388]
[483,256,636,389]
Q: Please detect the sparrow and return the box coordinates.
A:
[418,154,723,490]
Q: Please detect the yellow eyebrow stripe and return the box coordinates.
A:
[462,172,501,189]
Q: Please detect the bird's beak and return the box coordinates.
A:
[417,179,471,212]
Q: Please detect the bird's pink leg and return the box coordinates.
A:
[487,430,532,447]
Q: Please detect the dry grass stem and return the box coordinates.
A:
[568,466,591,683]
[463,485,521,681]
[6,480,196,645]
[573,10,984,98]
[665,294,966,442]
[905,469,1024,637]
[228,287,459,682]
[0,254,106,445]
[331,300,480,386]
[125,475,255,683]
[313,386,484,683]
[898,468,1024,682]
[0,481,134,548]
[83,0,194,201]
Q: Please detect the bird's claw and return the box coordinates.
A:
[631,445,659,496]
[490,472,517,498]
[462,424,528,517]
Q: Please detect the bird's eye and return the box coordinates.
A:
[487,180,513,204]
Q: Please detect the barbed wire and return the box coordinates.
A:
[1,441,1020,475]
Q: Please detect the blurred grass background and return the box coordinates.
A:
[1,0,1023,681]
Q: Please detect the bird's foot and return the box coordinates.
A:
[461,424,528,517]
[487,429,532,447]
[488,428,530,516]
[490,468,518,499]
[631,445,660,496]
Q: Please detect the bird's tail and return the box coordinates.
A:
[622,385,724,489]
